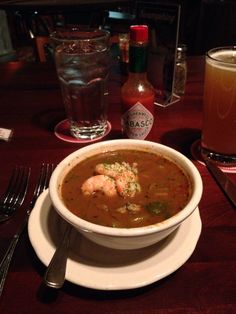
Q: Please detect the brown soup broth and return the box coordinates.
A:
[61,150,192,228]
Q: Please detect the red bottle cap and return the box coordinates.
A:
[130,25,148,43]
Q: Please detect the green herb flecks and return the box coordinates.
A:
[145,201,170,218]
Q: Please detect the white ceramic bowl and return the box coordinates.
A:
[49,139,203,250]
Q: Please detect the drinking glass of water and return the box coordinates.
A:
[51,27,111,141]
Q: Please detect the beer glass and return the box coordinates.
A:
[201,46,236,164]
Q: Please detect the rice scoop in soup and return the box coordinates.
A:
[61,150,192,228]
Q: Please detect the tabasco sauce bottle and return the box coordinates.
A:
[121,25,155,140]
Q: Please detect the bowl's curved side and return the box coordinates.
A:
[49,139,203,249]
[79,225,179,250]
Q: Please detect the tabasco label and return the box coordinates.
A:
[122,102,154,139]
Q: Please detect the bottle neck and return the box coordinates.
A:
[127,72,148,81]
[129,42,148,73]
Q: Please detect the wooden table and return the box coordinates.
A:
[0,56,235,313]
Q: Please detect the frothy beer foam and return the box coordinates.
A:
[207,49,236,71]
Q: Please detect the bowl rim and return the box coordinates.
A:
[49,139,203,237]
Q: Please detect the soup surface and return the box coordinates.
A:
[61,150,192,228]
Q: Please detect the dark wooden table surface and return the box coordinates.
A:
[0,56,235,314]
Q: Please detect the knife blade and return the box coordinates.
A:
[204,158,236,206]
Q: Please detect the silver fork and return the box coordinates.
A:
[0,163,54,297]
[0,166,31,223]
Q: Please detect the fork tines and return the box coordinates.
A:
[0,166,31,217]
[29,163,54,209]
[0,164,54,222]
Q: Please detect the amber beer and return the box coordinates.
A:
[201,47,236,164]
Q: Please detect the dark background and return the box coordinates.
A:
[0,0,236,59]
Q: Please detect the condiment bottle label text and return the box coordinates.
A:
[122,102,154,139]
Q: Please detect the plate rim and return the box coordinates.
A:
[28,190,202,291]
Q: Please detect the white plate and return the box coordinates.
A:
[28,190,202,291]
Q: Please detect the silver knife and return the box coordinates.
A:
[204,158,236,206]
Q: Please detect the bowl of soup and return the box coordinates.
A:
[49,139,202,250]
